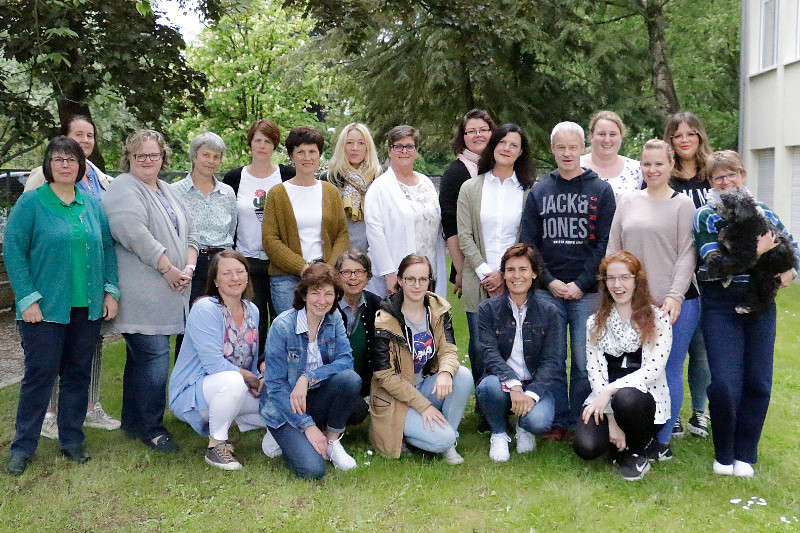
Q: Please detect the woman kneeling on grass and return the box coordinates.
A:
[168,250,274,470]
[369,254,473,463]
[259,263,363,479]
[573,251,672,481]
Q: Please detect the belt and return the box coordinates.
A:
[199,247,226,255]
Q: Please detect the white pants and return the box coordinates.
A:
[200,371,264,441]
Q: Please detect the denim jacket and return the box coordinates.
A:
[259,308,354,429]
[477,289,562,400]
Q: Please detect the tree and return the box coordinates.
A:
[170,0,337,167]
[0,0,206,167]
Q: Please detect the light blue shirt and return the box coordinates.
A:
[172,174,237,248]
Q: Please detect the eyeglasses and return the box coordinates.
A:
[464,128,491,136]
[339,269,367,278]
[709,172,740,185]
[601,274,636,283]
[133,153,163,162]
[402,276,429,286]
[671,132,699,142]
[51,157,79,165]
[390,144,417,153]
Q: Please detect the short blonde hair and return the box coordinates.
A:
[588,110,627,138]
[705,150,745,179]
[641,138,674,162]
[327,123,381,186]
[120,129,171,172]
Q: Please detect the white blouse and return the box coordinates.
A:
[584,306,671,424]
[476,171,524,278]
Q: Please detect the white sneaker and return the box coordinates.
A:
[84,402,121,430]
[733,460,754,478]
[261,431,282,458]
[442,445,464,465]
[327,437,357,470]
[515,424,536,454]
[713,460,734,475]
[41,412,59,439]
[489,433,512,462]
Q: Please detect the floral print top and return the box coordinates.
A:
[398,178,441,267]
[221,300,259,369]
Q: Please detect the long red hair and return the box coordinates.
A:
[590,251,657,346]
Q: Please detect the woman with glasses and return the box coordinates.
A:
[607,139,697,461]
[322,123,382,253]
[369,254,472,463]
[663,112,714,440]
[5,136,118,475]
[103,129,199,453]
[261,127,349,315]
[580,111,642,202]
[573,252,671,481]
[457,123,534,390]
[439,110,496,298]
[364,125,446,297]
[24,115,118,439]
[693,150,798,477]
[334,248,381,407]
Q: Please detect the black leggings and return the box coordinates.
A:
[573,387,663,458]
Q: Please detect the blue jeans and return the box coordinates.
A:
[121,333,171,441]
[656,296,700,444]
[268,369,362,479]
[465,311,482,386]
[11,308,101,457]
[270,274,301,316]
[475,375,554,435]
[687,320,710,412]
[701,286,776,465]
[403,366,473,453]
[536,289,598,429]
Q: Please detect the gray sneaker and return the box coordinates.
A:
[84,402,121,430]
[204,443,242,470]
[40,412,59,440]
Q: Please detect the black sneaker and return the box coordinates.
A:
[672,416,685,437]
[204,443,242,470]
[645,441,673,462]
[618,452,650,481]
[688,410,709,438]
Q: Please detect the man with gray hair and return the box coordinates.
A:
[520,121,616,439]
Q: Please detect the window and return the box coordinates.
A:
[761,0,778,69]
[755,148,775,207]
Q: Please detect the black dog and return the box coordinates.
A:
[705,189,796,314]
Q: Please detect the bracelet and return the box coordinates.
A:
[186,264,196,272]
[159,265,172,275]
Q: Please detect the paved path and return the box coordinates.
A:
[0,312,23,388]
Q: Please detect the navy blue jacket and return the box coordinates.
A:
[477,290,563,400]
[520,168,615,293]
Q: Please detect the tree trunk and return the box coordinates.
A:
[639,0,680,115]
[55,87,107,172]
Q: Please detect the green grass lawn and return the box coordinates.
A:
[1,287,799,532]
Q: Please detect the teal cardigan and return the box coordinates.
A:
[4,186,119,323]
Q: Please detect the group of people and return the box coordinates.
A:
[4,109,797,482]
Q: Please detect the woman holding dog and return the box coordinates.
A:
[693,150,798,477]
[607,139,697,461]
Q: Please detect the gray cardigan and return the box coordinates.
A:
[102,172,199,334]
[456,174,529,313]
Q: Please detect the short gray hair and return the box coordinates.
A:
[550,122,585,145]
[334,247,373,280]
[189,132,226,161]
[387,125,420,147]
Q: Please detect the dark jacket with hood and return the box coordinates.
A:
[520,168,616,293]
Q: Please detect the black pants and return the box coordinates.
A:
[247,257,276,355]
[573,387,663,459]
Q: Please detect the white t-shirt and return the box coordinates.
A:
[235,166,282,258]
[283,181,323,261]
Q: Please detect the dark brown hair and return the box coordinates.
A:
[591,251,657,346]
[247,119,280,148]
[204,249,254,302]
[394,253,434,293]
[285,127,325,156]
[61,114,97,138]
[500,243,542,290]
[663,112,712,181]
[477,124,534,188]
[452,109,496,155]
[42,136,85,184]
[292,262,342,311]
